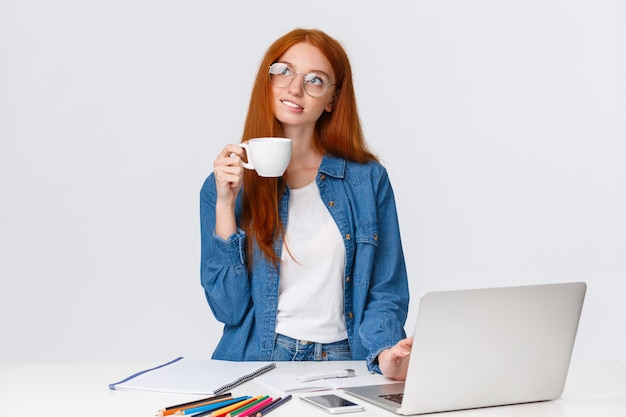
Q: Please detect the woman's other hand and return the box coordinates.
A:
[378,336,413,381]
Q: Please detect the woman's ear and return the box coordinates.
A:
[325,90,339,112]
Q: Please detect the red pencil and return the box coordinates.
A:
[210,396,261,417]
[156,395,233,416]
[254,395,292,416]
[235,397,274,417]
[226,396,270,417]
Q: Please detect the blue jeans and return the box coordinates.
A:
[271,334,353,361]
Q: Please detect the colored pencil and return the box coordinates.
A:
[211,396,263,417]
[226,396,270,417]
[187,396,263,417]
[235,397,274,417]
[254,395,292,416]
[157,394,232,416]
[174,396,251,415]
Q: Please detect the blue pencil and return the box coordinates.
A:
[174,396,251,415]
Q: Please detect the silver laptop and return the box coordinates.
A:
[344,282,586,415]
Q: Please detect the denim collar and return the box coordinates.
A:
[319,155,346,179]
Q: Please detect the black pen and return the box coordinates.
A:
[254,394,292,416]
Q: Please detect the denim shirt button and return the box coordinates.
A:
[328,200,335,207]
[373,233,378,241]
[320,174,326,180]
[345,233,351,240]
[348,312,354,319]
[346,276,351,282]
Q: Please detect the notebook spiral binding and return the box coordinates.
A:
[213,362,277,395]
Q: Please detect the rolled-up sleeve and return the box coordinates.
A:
[200,174,252,325]
[356,169,410,372]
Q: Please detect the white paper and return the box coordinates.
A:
[109,358,275,395]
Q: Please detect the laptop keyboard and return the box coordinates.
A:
[380,393,403,404]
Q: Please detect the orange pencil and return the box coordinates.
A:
[236,397,274,417]
[209,396,262,417]
[174,396,250,416]
[226,396,270,417]
[156,395,233,416]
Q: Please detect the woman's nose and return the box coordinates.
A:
[288,73,305,96]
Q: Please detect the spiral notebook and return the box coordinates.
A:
[109,357,276,395]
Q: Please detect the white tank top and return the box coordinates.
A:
[275,181,348,343]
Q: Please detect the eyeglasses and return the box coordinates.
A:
[268,62,336,98]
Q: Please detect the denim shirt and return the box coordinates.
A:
[200,155,409,373]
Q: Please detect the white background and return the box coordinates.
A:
[1,0,624,365]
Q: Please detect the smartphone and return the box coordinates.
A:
[300,394,364,414]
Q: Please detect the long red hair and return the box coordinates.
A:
[241,28,378,265]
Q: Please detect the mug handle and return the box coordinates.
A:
[239,143,254,170]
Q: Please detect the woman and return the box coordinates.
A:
[200,28,412,380]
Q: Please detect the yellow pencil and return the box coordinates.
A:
[156,394,232,416]
[226,396,270,417]
[211,396,263,417]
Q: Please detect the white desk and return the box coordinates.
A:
[1,360,625,416]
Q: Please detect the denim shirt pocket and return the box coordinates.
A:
[353,221,379,288]
[355,220,379,246]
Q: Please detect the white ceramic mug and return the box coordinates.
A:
[240,137,292,177]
